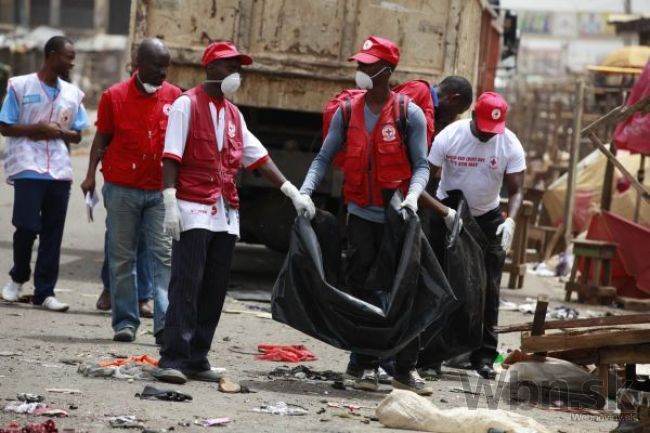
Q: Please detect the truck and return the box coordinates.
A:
[129,0,502,250]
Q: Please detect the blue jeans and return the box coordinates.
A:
[10,180,70,305]
[103,182,171,335]
[101,230,153,301]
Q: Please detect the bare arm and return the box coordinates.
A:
[80,132,112,195]
[417,163,449,217]
[505,170,524,220]
[256,159,287,188]
[0,121,62,140]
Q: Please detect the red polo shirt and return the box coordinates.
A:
[97,76,181,190]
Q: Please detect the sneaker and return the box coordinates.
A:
[352,369,379,392]
[377,366,393,384]
[183,367,227,382]
[40,296,69,312]
[475,364,497,380]
[392,370,434,396]
[113,327,136,342]
[152,368,187,384]
[139,300,153,318]
[96,289,111,311]
[2,281,23,302]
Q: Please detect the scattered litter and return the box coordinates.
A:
[252,402,308,416]
[327,402,376,412]
[528,262,556,277]
[376,390,551,433]
[58,358,82,366]
[99,354,158,368]
[218,378,241,394]
[548,306,579,320]
[78,362,159,381]
[0,419,58,433]
[195,417,231,427]
[222,308,272,319]
[3,402,67,418]
[498,299,518,311]
[17,393,44,403]
[268,365,342,381]
[135,385,192,402]
[0,351,22,357]
[449,387,481,396]
[256,345,317,362]
[517,303,536,315]
[107,415,145,429]
[45,388,82,395]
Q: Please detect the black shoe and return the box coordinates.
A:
[418,362,443,380]
[152,368,187,384]
[392,370,433,396]
[345,365,363,379]
[183,368,226,382]
[113,327,136,342]
[475,364,497,380]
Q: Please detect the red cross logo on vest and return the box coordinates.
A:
[382,125,396,142]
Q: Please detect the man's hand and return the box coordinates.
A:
[163,188,182,241]
[496,217,516,253]
[281,181,316,220]
[37,122,64,139]
[443,207,463,231]
[400,193,419,213]
[80,176,95,196]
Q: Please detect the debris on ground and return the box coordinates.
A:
[252,402,308,416]
[326,402,377,412]
[0,419,59,433]
[548,306,579,320]
[194,417,231,427]
[106,415,145,429]
[17,393,45,403]
[268,365,342,381]
[376,390,552,433]
[45,388,82,395]
[256,345,317,362]
[78,362,159,381]
[218,378,241,393]
[3,401,67,417]
[135,385,192,402]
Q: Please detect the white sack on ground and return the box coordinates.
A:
[376,389,551,433]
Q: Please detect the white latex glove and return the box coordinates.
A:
[496,217,516,253]
[400,193,418,213]
[162,188,182,241]
[281,181,316,220]
[443,207,463,231]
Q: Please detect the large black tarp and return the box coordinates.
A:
[271,193,458,357]
[419,191,488,363]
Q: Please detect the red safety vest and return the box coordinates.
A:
[341,92,412,207]
[101,77,181,190]
[175,85,243,208]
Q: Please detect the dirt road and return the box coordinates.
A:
[0,155,619,432]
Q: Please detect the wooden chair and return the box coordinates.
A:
[564,239,618,304]
[500,199,534,289]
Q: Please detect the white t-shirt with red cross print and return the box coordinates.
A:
[428,118,526,217]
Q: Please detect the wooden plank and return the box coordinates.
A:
[617,297,650,312]
[497,313,650,334]
[549,344,650,365]
[521,328,650,353]
[563,79,585,247]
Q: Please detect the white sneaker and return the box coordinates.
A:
[2,281,23,302]
[40,296,69,312]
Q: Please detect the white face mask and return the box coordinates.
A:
[206,73,241,98]
[354,66,391,90]
[137,73,161,94]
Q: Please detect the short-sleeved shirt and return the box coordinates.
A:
[163,95,269,237]
[0,84,89,180]
[428,118,526,216]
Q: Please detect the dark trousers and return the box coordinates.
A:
[345,214,420,374]
[10,179,70,305]
[159,229,237,372]
[470,207,506,368]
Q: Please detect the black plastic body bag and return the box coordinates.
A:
[419,190,488,363]
[271,192,458,358]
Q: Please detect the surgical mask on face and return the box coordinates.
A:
[205,73,241,97]
[354,66,391,90]
[137,73,161,94]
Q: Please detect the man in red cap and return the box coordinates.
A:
[81,38,181,343]
[299,36,432,395]
[154,41,314,384]
[427,91,526,379]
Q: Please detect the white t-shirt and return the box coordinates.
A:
[428,119,526,216]
[163,95,269,236]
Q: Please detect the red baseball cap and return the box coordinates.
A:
[348,36,400,66]
[474,91,508,134]
[201,41,253,66]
